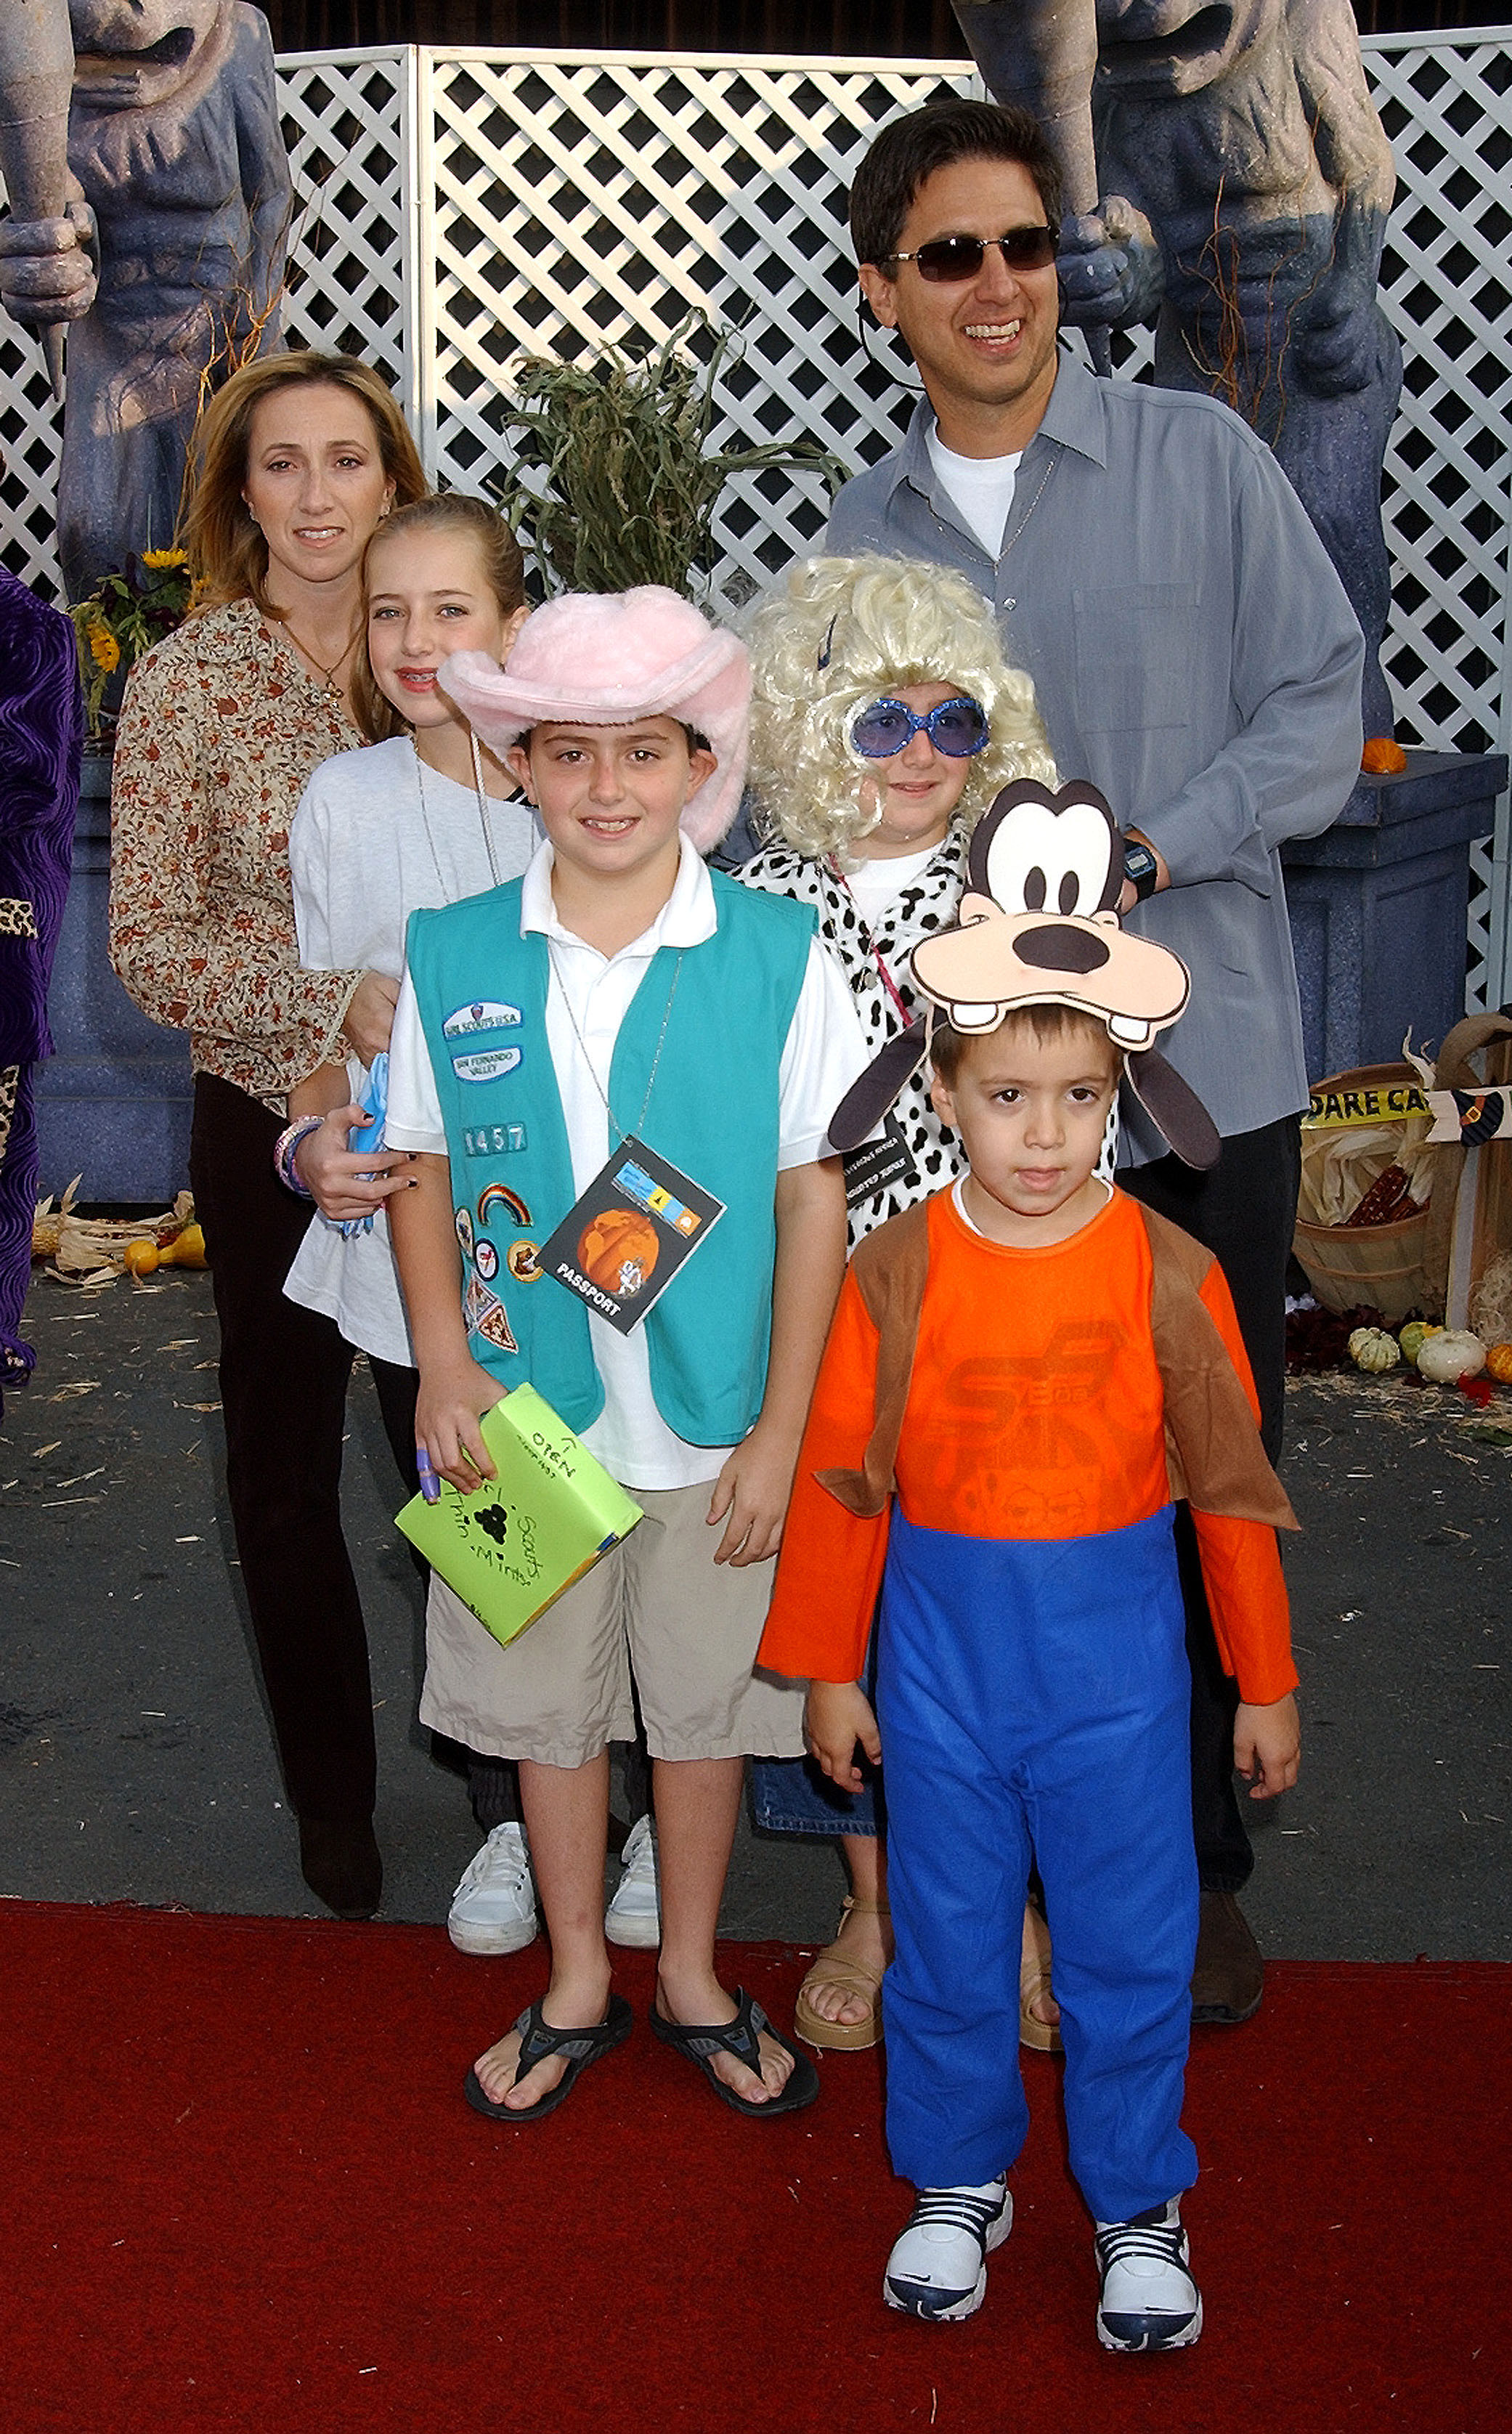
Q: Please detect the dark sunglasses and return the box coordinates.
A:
[850,696,991,760]
[884,226,1060,284]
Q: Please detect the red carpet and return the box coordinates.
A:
[1,1905,1505,2434]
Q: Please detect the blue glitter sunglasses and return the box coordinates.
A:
[850,695,991,760]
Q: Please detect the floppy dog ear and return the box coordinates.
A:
[1123,1051,1222,1171]
[827,1018,930,1154]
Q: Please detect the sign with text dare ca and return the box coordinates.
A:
[1304,1082,1431,1129]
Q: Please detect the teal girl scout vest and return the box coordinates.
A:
[404,872,816,1446]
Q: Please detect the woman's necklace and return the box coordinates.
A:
[413,736,505,894]
[283,619,359,698]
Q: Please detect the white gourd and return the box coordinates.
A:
[1348,1326,1399,1374]
[1415,1329,1486,1384]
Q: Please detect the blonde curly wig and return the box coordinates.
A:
[746,554,1057,864]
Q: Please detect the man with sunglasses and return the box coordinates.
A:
[826,97,1364,2029]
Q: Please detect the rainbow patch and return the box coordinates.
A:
[479,1182,532,1230]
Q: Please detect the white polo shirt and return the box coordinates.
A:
[386,833,867,1490]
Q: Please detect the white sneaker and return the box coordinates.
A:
[883,2181,1012,2322]
[447,1821,538,1956]
[1094,2199,1203,2352]
[603,1813,660,1947]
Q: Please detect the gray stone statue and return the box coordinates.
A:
[0,1,291,599]
[956,0,1402,742]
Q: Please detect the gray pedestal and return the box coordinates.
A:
[1283,748,1508,1079]
[34,754,194,1204]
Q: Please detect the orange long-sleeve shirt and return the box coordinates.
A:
[760,1187,1296,1706]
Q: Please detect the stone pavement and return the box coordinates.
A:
[1,1262,1508,1958]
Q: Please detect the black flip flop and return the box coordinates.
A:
[463,1994,633,2124]
[650,1987,819,2118]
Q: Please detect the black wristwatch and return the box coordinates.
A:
[1123,838,1161,903]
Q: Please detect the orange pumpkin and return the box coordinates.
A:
[577,1206,660,1299]
[1361,737,1408,775]
[1486,1342,1512,1384]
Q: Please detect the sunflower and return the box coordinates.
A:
[140,548,188,570]
[88,623,121,673]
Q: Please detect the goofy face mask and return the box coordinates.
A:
[828,779,1221,1171]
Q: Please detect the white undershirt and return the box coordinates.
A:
[952,1175,1113,1238]
[842,845,936,932]
[926,424,1023,559]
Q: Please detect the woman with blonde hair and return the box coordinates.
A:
[110,350,426,1920]
[737,553,1062,2053]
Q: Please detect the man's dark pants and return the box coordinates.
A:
[1121,1113,1301,1892]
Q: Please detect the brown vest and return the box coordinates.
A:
[817,1196,1299,1534]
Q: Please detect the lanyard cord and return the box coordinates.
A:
[414,739,505,895]
[546,942,685,1148]
[469,731,505,887]
[827,859,916,1029]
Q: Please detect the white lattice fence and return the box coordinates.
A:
[276,46,410,398]
[1,33,1509,994]
[414,49,977,601]
[1367,31,1512,1006]
[0,298,62,601]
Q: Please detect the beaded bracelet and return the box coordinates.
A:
[273,1115,324,1200]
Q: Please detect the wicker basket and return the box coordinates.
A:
[1293,1061,1438,1322]
[1293,1204,1434,1322]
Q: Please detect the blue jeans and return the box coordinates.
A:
[752,1623,884,1836]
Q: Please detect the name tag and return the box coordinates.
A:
[842,1114,919,1211]
[539,1136,725,1336]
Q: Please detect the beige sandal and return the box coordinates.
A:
[794,1896,890,2053]
[1020,1900,1063,2054]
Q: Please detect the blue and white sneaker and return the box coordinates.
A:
[883,2180,1012,2322]
[1094,2199,1203,2351]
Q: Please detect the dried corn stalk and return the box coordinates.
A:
[33,1182,195,1281]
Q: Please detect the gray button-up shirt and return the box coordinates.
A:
[826,349,1365,1159]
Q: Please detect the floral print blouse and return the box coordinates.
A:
[109,597,365,1108]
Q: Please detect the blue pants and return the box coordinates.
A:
[878,1506,1199,2226]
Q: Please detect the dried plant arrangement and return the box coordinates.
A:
[69,550,193,741]
[32,1180,203,1285]
[495,315,846,600]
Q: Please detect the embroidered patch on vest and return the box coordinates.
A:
[443,999,521,1038]
[463,1122,528,1159]
[465,1272,517,1355]
[479,1182,532,1228]
[455,1206,474,1257]
[452,1044,522,1084]
[473,1238,500,1283]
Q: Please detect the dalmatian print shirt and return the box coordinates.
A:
[736,834,971,1245]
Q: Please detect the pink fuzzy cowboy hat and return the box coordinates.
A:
[440,587,751,852]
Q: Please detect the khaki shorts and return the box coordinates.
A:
[418,1480,808,1769]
